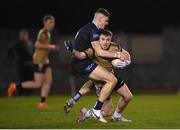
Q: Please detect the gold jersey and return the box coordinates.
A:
[85,42,122,71]
[33,28,51,64]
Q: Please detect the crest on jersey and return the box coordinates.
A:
[92,33,99,39]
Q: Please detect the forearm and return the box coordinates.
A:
[91,41,117,58]
[35,41,55,50]
[96,49,116,58]
[122,49,131,61]
[72,50,87,60]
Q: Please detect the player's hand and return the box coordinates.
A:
[115,52,130,61]
[49,45,56,50]
[54,44,60,51]
[49,45,59,51]
[64,40,73,52]
[116,60,131,69]
[115,52,125,60]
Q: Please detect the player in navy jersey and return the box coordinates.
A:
[64,8,127,123]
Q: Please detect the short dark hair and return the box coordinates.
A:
[43,15,54,23]
[99,29,113,37]
[95,8,110,18]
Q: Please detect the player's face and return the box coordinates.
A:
[99,16,109,29]
[44,19,55,32]
[20,31,29,42]
[99,34,111,50]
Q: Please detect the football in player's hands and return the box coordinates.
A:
[111,59,131,69]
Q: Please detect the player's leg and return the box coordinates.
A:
[64,80,93,113]
[101,97,114,117]
[89,65,117,102]
[88,65,117,123]
[72,61,117,123]
[8,72,44,97]
[94,84,114,117]
[38,66,52,108]
[77,98,114,123]
[112,83,133,122]
[21,73,44,88]
[20,64,47,89]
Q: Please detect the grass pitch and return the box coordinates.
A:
[0,94,180,129]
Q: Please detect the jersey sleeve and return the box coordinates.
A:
[90,30,100,42]
[37,30,46,43]
[84,48,94,59]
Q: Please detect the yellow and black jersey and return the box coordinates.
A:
[33,28,51,64]
[84,42,122,71]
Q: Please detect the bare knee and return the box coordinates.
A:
[79,87,91,95]
[108,75,117,87]
[34,81,42,88]
[43,80,52,88]
[124,93,133,102]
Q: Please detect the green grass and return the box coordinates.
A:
[0,94,180,129]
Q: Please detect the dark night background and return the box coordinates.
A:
[0,0,180,95]
[0,0,180,33]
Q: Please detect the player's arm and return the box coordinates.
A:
[64,40,87,59]
[91,41,123,59]
[35,30,58,51]
[72,50,87,60]
[35,40,57,51]
[115,48,131,68]
[121,48,131,61]
[72,48,94,60]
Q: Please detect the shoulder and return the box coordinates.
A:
[110,42,119,47]
[39,28,47,34]
[81,22,98,32]
[109,42,122,52]
[38,28,48,37]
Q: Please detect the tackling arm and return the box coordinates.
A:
[91,41,124,60]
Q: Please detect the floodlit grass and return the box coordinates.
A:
[0,94,180,129]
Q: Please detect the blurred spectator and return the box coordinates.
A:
[7,29,34,96]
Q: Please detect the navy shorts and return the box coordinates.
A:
[71,58,97,79]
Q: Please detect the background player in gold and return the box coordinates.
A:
[8,15,59,108]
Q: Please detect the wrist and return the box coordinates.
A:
[50,45,55,49]
[114,53,117,58]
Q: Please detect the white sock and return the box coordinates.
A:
[112,111,121,118]
[69,98,76,106]
[85,110,90,117]
[92,108,101,116]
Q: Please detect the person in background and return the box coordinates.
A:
[8,29,34,96]
[8,15,59,109]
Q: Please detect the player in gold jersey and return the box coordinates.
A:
[8,15,59,108]
[64,29,133,122]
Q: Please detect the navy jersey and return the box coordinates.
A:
[71,22,99,78]
[74,22,100,52]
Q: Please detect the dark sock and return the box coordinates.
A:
[73,92,82,102]
[93,100,103,110]
[40,97,46,103]
[16,83,23,96]
[16,83,22,90]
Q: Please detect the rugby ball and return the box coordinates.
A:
[111,59,122,67]
[111,59,131,68]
